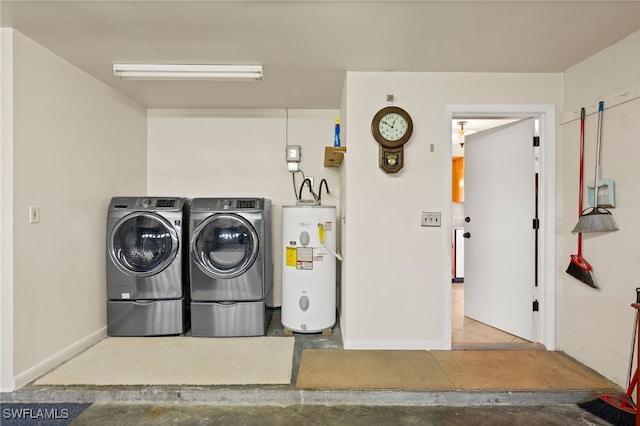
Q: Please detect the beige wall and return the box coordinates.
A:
[2,26,639,391]
[147,108,341,305]
[558,31,640,386]
[1,28,16,392]
[341,72,562,349]
[1,29,147,390]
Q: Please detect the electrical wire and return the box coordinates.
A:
[291,170,305,201]
[298,178,318,201]
[318,178,329,203]
[284,108,288,148]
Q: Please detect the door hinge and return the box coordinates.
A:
[533,300,539,312]
[532,218,540,229]
[533,136,540,147]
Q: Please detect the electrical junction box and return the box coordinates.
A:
[286,145,301,162]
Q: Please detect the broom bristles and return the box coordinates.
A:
[566,261,598,288]
[572,207,619,233]
[578,395,636,426]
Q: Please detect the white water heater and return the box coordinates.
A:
[281,205,337,333]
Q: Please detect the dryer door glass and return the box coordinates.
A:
[192,214,259,279]
[110,213,179,276]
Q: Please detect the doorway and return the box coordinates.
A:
[445,105,556,350]
[451,117,531,348]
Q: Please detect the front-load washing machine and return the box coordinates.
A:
[106,196,188,336]
[189,198,272,337]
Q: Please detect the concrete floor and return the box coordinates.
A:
[0,310,617,425]
[69,403,610,425]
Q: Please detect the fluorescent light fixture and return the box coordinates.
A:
[113,64,263,80]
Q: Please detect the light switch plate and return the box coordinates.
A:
[29,206,40,224]
[421,212,441,227]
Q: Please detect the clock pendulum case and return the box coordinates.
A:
[371,106,413,173]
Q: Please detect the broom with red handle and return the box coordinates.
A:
[578,292,640,425]
[566,108,597,288]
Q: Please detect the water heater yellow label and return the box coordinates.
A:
[285,246,297,267]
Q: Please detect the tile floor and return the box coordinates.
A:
[451,282,542,349]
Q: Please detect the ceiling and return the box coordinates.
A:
[2,1,639,110]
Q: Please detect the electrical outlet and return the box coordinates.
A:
[421,212,440,227]
[29,206,40,224]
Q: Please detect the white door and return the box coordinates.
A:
[463,118,536,341]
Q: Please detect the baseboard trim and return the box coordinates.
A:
[14,327,106,390]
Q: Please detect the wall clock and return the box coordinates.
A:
[371,106,413,148]
[371,106,413,173]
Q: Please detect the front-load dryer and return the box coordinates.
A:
[189,198,272,337]
[106,196,188,336]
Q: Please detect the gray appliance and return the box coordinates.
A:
[189,198,273,337]
[106,197,188,336]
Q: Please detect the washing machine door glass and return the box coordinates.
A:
[109,212,179,277]
[192,214,259,279]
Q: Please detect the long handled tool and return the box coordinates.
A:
[628,289,640,390]
[566,108,597,288]
[578,370,637,426]
[578,290,640,425]
[573,101,618,233]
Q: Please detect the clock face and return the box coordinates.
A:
[371,106,413,148]
[378,112,409,142]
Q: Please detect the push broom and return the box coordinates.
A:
[578,290,640,426]
[579,369,637,426]
[572,101,618,233]
[566,108,597,288]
